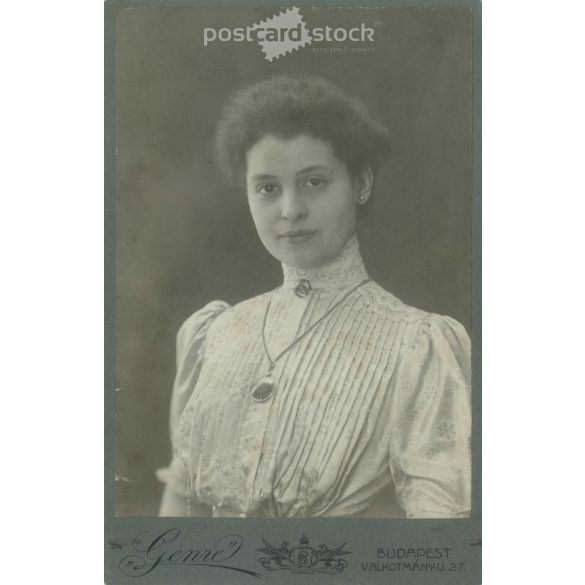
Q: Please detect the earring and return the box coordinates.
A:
[358,194,366,203]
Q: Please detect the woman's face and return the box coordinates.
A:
[246,134,371,269]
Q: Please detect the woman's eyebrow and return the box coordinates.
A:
[250,173,278,181]
[250,166,330,181]
[296,165,330,175]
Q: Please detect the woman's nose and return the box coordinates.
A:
[280,188,308,221]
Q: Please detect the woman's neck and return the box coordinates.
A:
[281,235,368,291]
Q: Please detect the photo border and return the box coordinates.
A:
[105,1,481,582]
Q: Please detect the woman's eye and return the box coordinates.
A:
[303,177,327,190]
[257,184,280,196]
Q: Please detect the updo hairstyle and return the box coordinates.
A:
[214,75,391,187]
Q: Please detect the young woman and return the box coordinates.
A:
[157,75,471,518]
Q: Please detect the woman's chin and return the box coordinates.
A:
[261,236,342,269]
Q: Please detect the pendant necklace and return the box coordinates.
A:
[251,278,370,402]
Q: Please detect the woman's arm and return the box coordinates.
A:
[388,315,472,518]
[159,484,188,516]
[158,301,230,516]
[158,484,212,517]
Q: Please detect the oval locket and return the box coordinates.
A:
[251,375,275,402]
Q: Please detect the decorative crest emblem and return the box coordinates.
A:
[257,534,351,574]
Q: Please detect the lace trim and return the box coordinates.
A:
[281,235,368,290]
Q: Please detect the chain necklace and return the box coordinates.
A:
[251,278,370,402]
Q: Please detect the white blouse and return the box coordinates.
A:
[158,236,472,518]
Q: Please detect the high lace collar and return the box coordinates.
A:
[281,235,369,290]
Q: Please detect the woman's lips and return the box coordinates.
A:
[279,230,317,244]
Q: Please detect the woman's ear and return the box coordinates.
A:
[353,166,374,205]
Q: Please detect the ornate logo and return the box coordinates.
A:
[257,534,351,574]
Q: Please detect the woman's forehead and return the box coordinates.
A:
[246,134,343,179]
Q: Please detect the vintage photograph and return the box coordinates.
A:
[114,2,475,525]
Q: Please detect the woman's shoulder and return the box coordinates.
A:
[179,299,230,334]
[358,281,428,323]
[359,281,470,343]
[217,291,272,323]
[182,291,273,338]
[176,300,231,352]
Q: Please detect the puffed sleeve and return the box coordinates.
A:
[156,300,230,497]
[388,315,472,518]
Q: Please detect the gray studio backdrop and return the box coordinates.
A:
[115,6,472,516]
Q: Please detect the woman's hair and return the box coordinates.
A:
[215,75,391,186]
